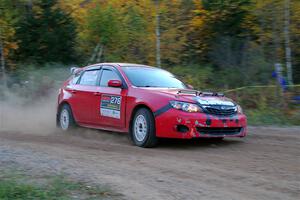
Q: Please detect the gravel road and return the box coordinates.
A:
[0,126,299,200]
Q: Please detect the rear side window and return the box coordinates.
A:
[71,72,82,84]
[79,70,99,86]
[100,69,121,87]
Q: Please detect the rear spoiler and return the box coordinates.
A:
[177,89,224,97]
[70,67,81,75]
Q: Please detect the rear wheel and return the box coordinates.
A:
[58,104,76,131]
[131,108,158,148]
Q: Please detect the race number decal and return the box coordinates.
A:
[100,95,122,119]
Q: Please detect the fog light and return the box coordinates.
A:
[176,125,189,133]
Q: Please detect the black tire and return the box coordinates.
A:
[58,104,76,131]
[130,108,158,148]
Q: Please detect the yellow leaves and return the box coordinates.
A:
[57,0,92,57]
[0,0,18,66]
[188,1,213,57]
[0,18,18,61]
[291,0,300,36]
[190,2,207,28]
[3,42,17,58]
[190,17,205,28]
[57,0,89,24]
[7,42,18,50]
[190,1,211,30]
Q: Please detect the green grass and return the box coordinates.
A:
[246,109,300,126]
[0,169,120,200]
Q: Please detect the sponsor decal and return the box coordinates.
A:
[100,94,121,119]
[195,97,235,106]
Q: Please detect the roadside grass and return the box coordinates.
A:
[246,109,300,126]
[0,169,121,200]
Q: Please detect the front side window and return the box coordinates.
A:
[100,69,121,87]
[79,70,99,86]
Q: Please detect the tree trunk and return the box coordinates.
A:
[96,45,104,63]
[155,0,161,68]
[0,27,7,88]
[26,0,33,17]
[284,0,293,85]
[271,1,281,64]
[88,43,100,65]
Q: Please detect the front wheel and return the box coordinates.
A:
[58,104,76,131]
[131,108,158,148]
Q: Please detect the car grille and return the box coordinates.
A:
[196,127,242,136]
[203,105,237,116]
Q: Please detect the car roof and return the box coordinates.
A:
[118,63,151,68]
[90,63,154,68]
[82,63,158,72]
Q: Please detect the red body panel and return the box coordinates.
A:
[57,63,247,139]
[155,110,247,138]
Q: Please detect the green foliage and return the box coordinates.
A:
[202,0,252,36]
[291,0,300,83]
[1,0,299,125]
[0,0,19,67]
[3,0,300,87]
[85,4,121,46]
[208,38,271,88]
[246,109,293,126]
[16,0,77,64]
[0,170,119,200]
[168,65,213,90]
[120,1,151,64]
[225,86,300,125]
[80,1,154,64]
[159,0,191,66]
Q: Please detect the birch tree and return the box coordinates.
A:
[155,0,161,68]
[284,0,293,85]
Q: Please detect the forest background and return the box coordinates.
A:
[0,0,299,125]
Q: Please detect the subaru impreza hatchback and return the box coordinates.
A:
[57,63,247,147]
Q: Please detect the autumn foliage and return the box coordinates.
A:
[0,0,300,88]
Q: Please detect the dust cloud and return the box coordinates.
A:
[0,66,129,143]
[0,90,57,135]
[0,67,69,135]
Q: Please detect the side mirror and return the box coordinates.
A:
[108,80,122,88]
[187,84,194,89]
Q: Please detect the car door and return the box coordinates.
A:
[67,68,101,124]
[90,66,127,128]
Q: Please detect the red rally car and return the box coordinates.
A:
[57,63,247,147]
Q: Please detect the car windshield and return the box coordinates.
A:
[123,67,187,89]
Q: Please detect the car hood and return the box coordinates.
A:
[142,88,236,106]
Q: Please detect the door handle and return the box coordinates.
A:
[93,92,101,96]
[71,90,77,94]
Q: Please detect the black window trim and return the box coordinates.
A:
[71,70,83,85]
[77,67,101,86]
[99,65,128,89]
[74,64,127,89]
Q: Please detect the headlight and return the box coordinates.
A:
[237,105,243,114]
[170,101,202,113]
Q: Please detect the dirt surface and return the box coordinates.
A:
[0,126,299,200]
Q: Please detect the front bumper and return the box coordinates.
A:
[155,109,247,139]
